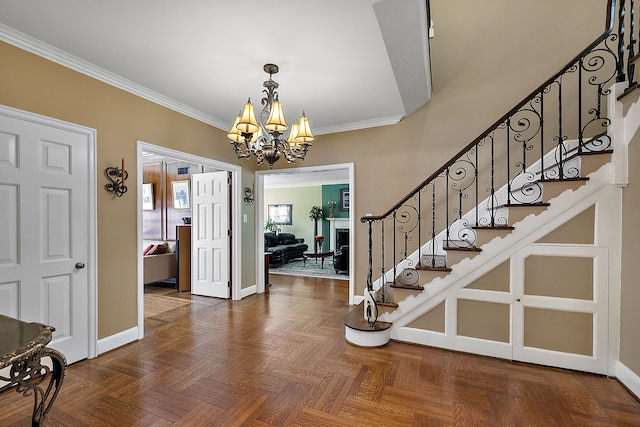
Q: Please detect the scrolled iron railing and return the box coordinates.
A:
[360,0,635,325]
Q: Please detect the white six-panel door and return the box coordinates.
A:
[0,111,90,363]
[191,171,230,298]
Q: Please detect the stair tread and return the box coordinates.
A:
[377,301,399,308]
[344,301,392,331]
[415,266,452,272]
[472,225,514,230]
[443,246,481,252]
[390,283,425,290]
[539,177,589,183]
[502,202,550,208]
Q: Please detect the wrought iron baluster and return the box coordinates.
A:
[445,168,450,249]
[431,183,436,268]
[629,0,637,86]
[506,119,512,204]
[558,79,565,179]
[619,0,627,82]
[393,211,397,282]
[490,136,496,226]
[418,190,422,262]
[541,90,545,177]
[475,142,479,227]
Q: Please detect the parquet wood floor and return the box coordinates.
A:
[2,275,640,426]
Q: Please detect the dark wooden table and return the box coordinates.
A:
[302,251,335,268]
[0,315,66,426]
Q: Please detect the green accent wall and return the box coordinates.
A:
[321,183,349,243]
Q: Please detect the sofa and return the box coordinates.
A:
[264,232,308,264]
[143,241,177,284]
[333,245,349,274]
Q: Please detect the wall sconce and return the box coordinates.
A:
[105,158,128,197]
[244,187,254,205]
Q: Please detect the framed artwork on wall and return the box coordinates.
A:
[172,180,191,210]
[268,204,293,225]
[142,183,154,210]
[340,188,350,211]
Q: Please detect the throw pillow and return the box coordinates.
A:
[264,232,279,247]
[146,244,158,255]
[278,233,296,244]
[143,244,155,256]
[154,242,169,254]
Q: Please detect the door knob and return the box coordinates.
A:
[75,262,86,269]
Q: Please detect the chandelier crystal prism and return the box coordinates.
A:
[227,63,314,168]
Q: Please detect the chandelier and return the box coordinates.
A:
[227,63,314,168]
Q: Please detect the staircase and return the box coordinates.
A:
[345,0,639,374]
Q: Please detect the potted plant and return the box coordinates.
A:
[309,205,324,252]
[264,218,278,233]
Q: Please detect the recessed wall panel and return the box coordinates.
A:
[0,184,18,266]
[41,140,70,174]
[42,275,71,339]
[41,188,70,260]
[0,281,19,317]
[0,132,18,168]
[524,308,593,356]
[458,299,510,343]
[525,256,593,300]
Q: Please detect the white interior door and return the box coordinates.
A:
[191,171,230,298]
[511,245,608,374]
[0,111,90,363]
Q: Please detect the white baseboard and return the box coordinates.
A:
[241,285,257,299]
[97,326,138,355]
[616,361,640,399]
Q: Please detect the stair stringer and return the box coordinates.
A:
[378,163,621,360]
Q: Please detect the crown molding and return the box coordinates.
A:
[314,115,404,135]
[1,23,404,136]
[0,24,229,130]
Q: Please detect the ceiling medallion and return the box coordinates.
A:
[227,63,314,168]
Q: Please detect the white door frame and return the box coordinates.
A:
[136,141,242,339]
[0,104,98,360]
[255,162,356,305]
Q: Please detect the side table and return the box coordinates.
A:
[0,315,66,426]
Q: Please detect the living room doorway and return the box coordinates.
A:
[136,141,242,339]
[255,163,356,305]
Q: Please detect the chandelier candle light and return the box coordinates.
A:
[227,64,314,168]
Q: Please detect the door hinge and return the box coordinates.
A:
[227,228,232,237]
[228,280,232,288]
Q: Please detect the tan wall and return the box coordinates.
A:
[620,131,640,375]
[0,41,257,339]
[0,0,608,342]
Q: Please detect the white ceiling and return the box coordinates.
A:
[0,0,431,136]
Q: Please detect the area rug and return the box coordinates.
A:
[269,258,348,280]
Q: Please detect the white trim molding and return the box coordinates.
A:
[616,361,640,400]
[97,327,138,355]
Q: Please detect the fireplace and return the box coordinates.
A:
[336,229,349,249]
[328,218,349,251]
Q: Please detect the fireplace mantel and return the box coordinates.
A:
[328,218,349,251]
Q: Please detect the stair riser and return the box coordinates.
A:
[542,180,588,203]
[474,229,513,247]
[507,206,549,225]
[580,154,612,176]
[445,250,481,267]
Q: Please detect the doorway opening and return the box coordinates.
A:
[256,163,356,305]
[136,141,242,339]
